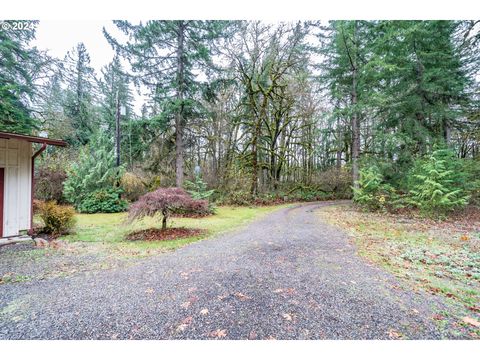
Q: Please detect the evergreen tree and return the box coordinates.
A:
[62,43,98,145]
[38,72,73,139]
[0,20,39,134]
[104,20,227,187]
[63,130,126,212]
[319,20,372,188]
[98,55,137,168]
[408,148,469,216]
[367,21,473,163]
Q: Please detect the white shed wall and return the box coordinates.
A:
[0,138,32,237]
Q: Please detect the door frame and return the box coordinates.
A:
[0,167,4,237]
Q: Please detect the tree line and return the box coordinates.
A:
[1,20,479,207]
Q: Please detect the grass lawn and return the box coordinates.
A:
[62,204,290,254]
[318,203,480,337]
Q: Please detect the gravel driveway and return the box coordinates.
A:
[0,202,454,339]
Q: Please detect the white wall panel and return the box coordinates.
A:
[1,139,32,237]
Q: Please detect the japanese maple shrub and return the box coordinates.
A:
[128,187,210,230]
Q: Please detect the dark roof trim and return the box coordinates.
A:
[0,131,67,147]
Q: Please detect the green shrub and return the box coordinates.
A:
[222,190,253,206]
[64,131,126,213]
[78,188,128,214]
[287,186,328,202]
[353,165,396,211]
[407,148,469,216]
[36,201,76,235]
[463,157,480,205]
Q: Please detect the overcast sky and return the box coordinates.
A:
[32,20,149,112]
[33,20,118,74]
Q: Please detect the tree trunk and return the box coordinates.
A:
[444,119,451,146]
[175,21,185,188]
[250,120,259,196]
[351,21,360,190]
[162,213,168,230]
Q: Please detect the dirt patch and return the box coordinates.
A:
[126,227,206,242]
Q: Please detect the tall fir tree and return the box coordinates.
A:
[104,20,227,187]
[62,43,97,145]
[0,20,39,134]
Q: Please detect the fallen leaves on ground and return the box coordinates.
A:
[200,308,209,315]
[180,301,191,309]
[127,227,205,242]
[210,329,227,338]
[273,288,296,295]
[234,292,252,301]
[282,313,293,321]
[462,316,480,328]
[460,234,470,242]
[176,316,193,332]
[388,329,402,339]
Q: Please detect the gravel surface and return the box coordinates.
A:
[0,202,455,339]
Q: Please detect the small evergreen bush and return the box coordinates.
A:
[185,173,216,212]
[78,188,128,214]
[185,174,215,200]
[63,131,126,213]
[36,201,76,235]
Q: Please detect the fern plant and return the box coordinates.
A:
[353,165,395,211]
[408,148,469,216]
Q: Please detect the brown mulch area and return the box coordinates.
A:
[171,213,211,219]
[394,205,480,233]
[126,227,206,242]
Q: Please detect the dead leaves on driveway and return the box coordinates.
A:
[200,308,209,315]
[180,301,191,309]
[209,329,227,338]
[462,316,480,328]
[234,292,252,301]
[273,288,296,296]
[175,316,193,332]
